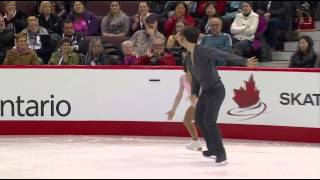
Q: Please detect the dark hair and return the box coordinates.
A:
[242,1,253,7]
[205,2,216,12]
[172,19,186,34]
[175,2,189,14]
[59,37,72,46]
[63,19,73,26]
[71,1,87,14]
[145,13,158,24]
[15,33,27,41]
[182,27,200,43]
[72,1,87,7]
[298,35,314,53]
[110,1,120,6]
[138,1,148,6]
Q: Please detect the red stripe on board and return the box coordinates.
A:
[0,65,319,73]
[0,121,319,143]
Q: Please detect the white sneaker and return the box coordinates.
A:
[186,140,202,151]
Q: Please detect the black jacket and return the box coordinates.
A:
[4,10,28,33]
[38,14,63,35]
[60,33,86,54]
[0,28,15,53]
[83,51,115,65]
[0,28,14,64]
[289,51,317,68]
[254,1,299,19]
[186,45,246,96]
[199,16,210,34]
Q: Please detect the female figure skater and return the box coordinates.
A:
[177,27,258,164]
[166,65,201,151]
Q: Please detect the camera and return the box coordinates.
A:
[149,56,158,65]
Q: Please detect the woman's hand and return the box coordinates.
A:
[166,110,175,120]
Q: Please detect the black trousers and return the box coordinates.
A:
[195,81,226,156]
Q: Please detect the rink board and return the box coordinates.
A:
[0,66,319,143]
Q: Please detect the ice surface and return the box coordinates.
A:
[0,136,319,179]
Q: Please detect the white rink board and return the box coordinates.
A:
[0,68,319,128]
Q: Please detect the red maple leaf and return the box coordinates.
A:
[233,75,260,108]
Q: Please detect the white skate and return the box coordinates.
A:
[186,140,202,151]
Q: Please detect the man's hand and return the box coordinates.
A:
[146,26,155,37]
[246,57,259,67]
[146,48,154,58]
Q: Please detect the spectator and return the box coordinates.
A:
[0,14,15,64]
[131,1,151,33]
[255,1,298,50]
[231,1,258,58]
[164,2,195,37]
[21,16,53,64]
[289,36,318,68]
[200,17,232,52]
[147,1,176,34]
[167,20,186,49]
[37,1,63,37]
[184,1,209,18]
[35,1,73,20]
[54,1,73,20]
[49,37,79,65]
[22,16,49,49]
[101,1,130,38]
[139,38,176,66]
[200,17,232,66]
[83,38,113,65]
[60,19,85,55]
[252,10,271,62]
[221,1,242,34]
[166,20,187,66]
[3,1,27,33]
[129,13,166,57]
[3,33,40,65]
[294,2,315,31]
[199,2,218,34]
[67,1,99,36]
[147,1,175,19]
[122,40,140,65]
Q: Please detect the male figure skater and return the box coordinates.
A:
[177,27,258,164]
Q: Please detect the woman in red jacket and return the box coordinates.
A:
[164,2,195,37]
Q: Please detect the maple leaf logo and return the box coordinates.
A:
[233,75,260,108]
[227,74,267,121]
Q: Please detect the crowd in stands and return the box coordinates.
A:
[0,1,319,68]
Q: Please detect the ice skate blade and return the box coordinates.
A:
[186,147,202,151]
[204,155,216,159]
[214,161,228,166]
